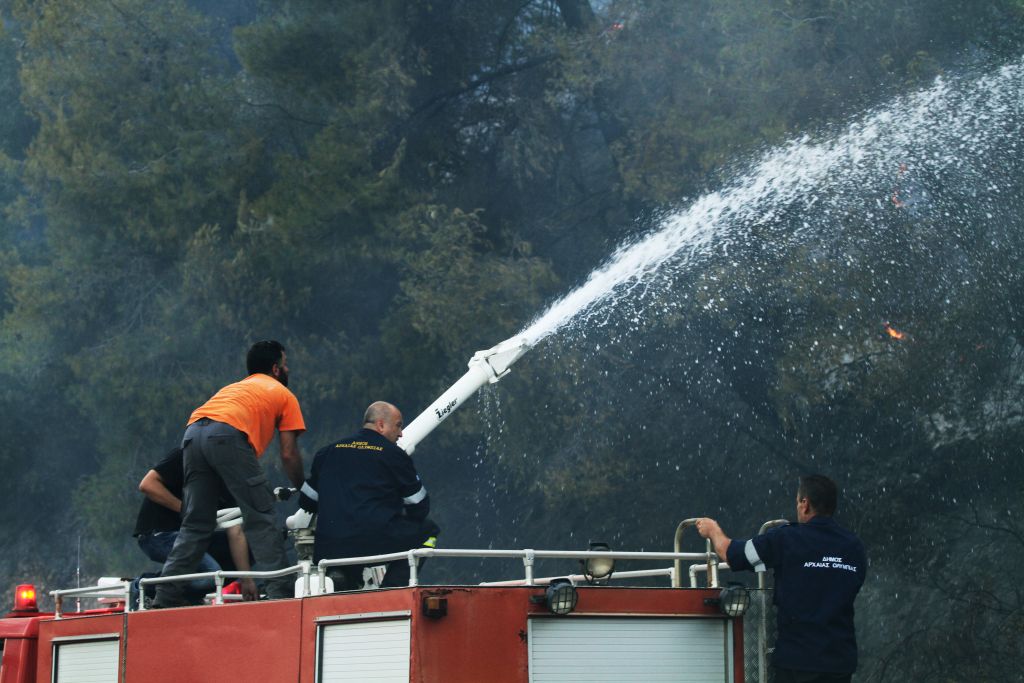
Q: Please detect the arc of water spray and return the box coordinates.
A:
[398,57,1024,455]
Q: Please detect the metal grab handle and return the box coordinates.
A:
[51,581,132,619]
[672,518,717,588]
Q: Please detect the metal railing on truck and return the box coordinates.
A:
[52,548,710,616]
[51,517,789,616]
[50,520,785,683]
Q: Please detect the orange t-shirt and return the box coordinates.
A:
[188,373,306,457]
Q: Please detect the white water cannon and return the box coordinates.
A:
[398,335,531,454]
[286,336,530,532]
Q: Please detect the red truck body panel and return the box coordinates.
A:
[3,586,745,682]
[1,612,51,683]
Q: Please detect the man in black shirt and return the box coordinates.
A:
[298,401,439,589]
[697,475,866,683]
[134,447,257,601]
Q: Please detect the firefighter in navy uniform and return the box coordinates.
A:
[298,401,440,589]
[697,475,866,683]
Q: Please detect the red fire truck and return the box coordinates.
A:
[0,531,775,683]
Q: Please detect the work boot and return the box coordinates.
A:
[152,585,188,610]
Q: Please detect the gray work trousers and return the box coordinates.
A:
[156,418,292,604]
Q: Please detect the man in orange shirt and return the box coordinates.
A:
[155,340,306,607]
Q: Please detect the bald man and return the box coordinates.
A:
[299,402,440,589]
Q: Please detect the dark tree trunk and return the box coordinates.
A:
[556,0,596,32]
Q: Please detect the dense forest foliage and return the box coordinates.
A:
[1,1,1023,679]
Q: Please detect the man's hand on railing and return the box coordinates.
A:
[241,578,259,601]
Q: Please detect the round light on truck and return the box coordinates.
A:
[718,584,750,618]
[544,579,579,615]
[704,583,750,617]
[582,542,615,584]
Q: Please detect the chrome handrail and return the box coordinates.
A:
[671,518,790,589]
[317,548,710,594]
[673,518,718,588]
[51,581,131,619]
[63,543,741,614]
[481,567,674,587]
[136,562,312,611]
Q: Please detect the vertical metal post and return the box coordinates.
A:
[300,561,311,597]
[408,552,419,586]
[707,538,719,588]
[318,565,327,594]
[754,518,786,683]
[523,550,535,586]
[214,574,225,605]
[673,519,699,587]
[75,536,82,614]
[758,590,768,683]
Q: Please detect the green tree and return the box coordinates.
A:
[6,0,252,568]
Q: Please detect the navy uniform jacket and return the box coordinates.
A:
[727,516,866,674]
[301,429,433,562]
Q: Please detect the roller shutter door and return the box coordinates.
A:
[318,618,410,682]
[529,617,732,682]
[53,637,119,683]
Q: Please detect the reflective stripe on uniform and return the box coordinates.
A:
[403,486,427,505]
[301,481,319,502]
[745,539,766,572]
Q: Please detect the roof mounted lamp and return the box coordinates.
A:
[531,578,578,615]
[9,584,39,616]
[581,542,615,584]
[704,583,751,618]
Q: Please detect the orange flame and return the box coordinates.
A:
[891,163,909,207]
[884,323,905,340]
